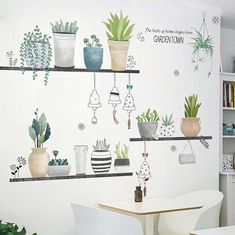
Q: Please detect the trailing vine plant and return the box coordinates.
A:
[19,25,52,85]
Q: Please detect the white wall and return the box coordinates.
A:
[221,27,235,72]
[0,1,220,235]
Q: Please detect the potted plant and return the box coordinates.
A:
[114,143,130,172]
[159,113,175,137]
[28,109,51,177]
[181,94,201,137]
[103,11,134,71]
[19,25,52,85]
[136,108,160,138]
[83,35,103,70]
[51,20,79,68]
[91,138,112,174]
[0,220,37,235]
[46,150,71,177]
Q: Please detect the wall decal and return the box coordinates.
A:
[179,140,196,164]
[159,113,175,137]
[170,145,177,152]
[191,12,214,77]
[20,25,52,85]
[91,138,112,173]
[127,55,137,69]
[199,136,210,149]
[212,16,220,25]
[108,73,121,124]
[137,32,145,42]
[78,123,86,131]
[88,73,102,125]
[173,69,180,77]
[114,143,130,172]
[6,51,17,67]
[123,74,136,129]
[10,156,27,178]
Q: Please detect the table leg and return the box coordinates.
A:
[145,214,155,235]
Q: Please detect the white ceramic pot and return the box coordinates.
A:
[114,159,130,173]
[91,151,112,174]
[53,33,76,68]
[107,40,130,71]
[28,148,50,177]
[46,165,71,177]
[180,117,201,137]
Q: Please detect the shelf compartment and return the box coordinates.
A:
[0,66,140,74]
[223,107,235,111]
[130,136,212,142]
[10,172,133,183]
[223,135,235,139]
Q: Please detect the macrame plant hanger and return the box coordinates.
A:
[136,141,152,197]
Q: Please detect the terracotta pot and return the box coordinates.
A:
[180,117,201,137]
[107,40,130,71]
[28,148,50,177]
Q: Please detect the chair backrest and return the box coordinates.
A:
[158,190,224,235]
[71,203,143,235]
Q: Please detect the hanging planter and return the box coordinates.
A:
[19,25,52,85]
[136,108,160,138]
[103,11,134,71]
[180,94,201,137]
[51,20,79,68]
[91,139,112,174]
[83,35,103,70]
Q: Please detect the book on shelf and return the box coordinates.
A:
[223,82,235,108]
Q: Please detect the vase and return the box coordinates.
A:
[180,117,201,137]
[91,151,112,174]
[137,122,158,138]
[83,47,103,70]
[28,148,50,177]
[107,40,130,71]
[74,145,88,175]
[53,33,76,68]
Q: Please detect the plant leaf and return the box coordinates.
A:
[44,123,51,143]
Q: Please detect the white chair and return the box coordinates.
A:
[71,203,144,235]
[158,190,224,235]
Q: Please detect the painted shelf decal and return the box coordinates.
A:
[9,172,133,183]
[130,136,212,141]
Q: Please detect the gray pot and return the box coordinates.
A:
[137,122,158,138]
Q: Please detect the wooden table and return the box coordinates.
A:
[190,225,235,235]
[99,197,202,235]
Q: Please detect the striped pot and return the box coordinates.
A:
[91,150,112,174]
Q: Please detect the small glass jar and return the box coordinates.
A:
[134,186,143,202]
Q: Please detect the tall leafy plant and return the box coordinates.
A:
[103,11,134,41]
[28,109,51,148]
[184,94,201,117]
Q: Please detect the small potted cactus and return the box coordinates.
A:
[136,108,160,138]
[159,113,175,137]
[91,138,112,174]
[83,35,103,70]
[51,20,79,68]
[114,143,130,172]
[46,150,71,177]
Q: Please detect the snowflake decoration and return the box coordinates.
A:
[174,69,180,77]
[78,123,85,131]
[170,145,177,152]
[212,16,220,24]
[137,32,145,42]
[127,55,137,69]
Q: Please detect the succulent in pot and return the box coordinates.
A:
[181,94,201,137]
[19,25,52,85]
[114,143,130,172]
[91,138,112,173]
[46,150,71,177]
[103,11,134,71]
[28,108,51,177]
[51,20,79,68]
[83,35,103,70]
[136,108,160,138]
[159,113,175,137]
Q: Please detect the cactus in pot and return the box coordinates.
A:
[160,113,175,137]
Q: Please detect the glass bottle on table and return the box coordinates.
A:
[135,186,143,202]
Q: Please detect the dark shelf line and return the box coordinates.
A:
[0,66,140,74]
[9,172,133,182]
[130,136,212,142]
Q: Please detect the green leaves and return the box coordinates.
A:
[162,113,174,127]
[51,20,79,33]
[136,108,160,122]
[103,11,134,41]
[184,94,201,117]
